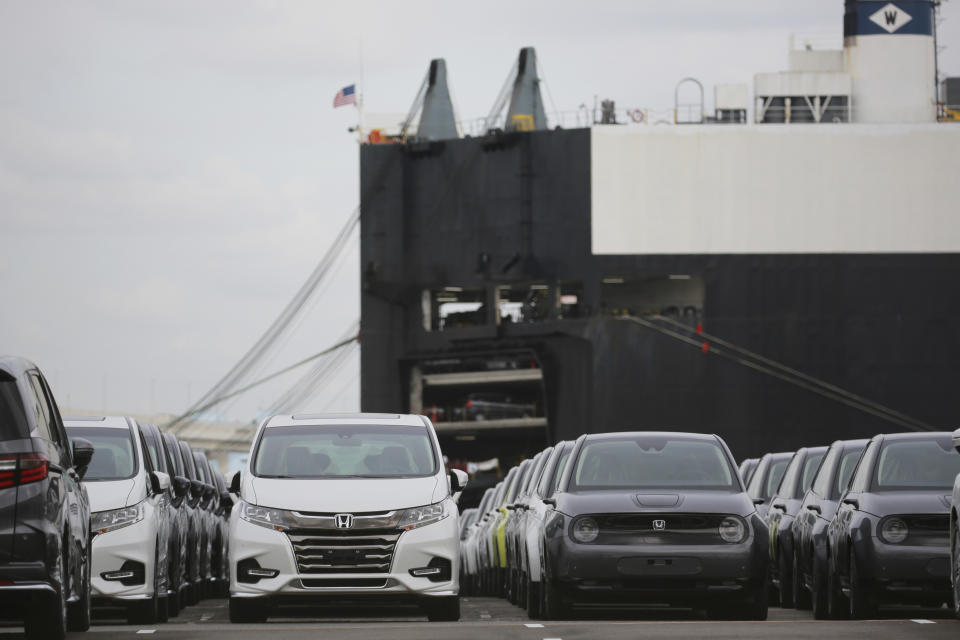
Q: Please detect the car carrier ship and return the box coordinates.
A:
[358,0,960,483]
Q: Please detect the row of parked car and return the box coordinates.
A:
[744,431,960,618]
[0,356,233,639]
[459,428,960,620]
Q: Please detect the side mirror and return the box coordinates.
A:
[173,475,191,498]
[72,438,95,479]
[543,498,557,507]
[150,471,171,495]
[806,504,822,514]
[230,471,241,494]
[190,479,205,499]
[449,469,468,493]
[203,483,216,500]
[842,497,860,509]
[953,427,960,455]
[752,498,765,506]
[220,491,234,509]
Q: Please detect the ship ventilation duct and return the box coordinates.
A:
[400,58,460,141]
[484,47,548,133]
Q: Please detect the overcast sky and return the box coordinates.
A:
[2,1,958,422]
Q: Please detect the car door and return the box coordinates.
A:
[137,427,169,593]
[833,440,876,577]
[28,371,84,593]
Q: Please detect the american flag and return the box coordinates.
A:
[333,84,356,108]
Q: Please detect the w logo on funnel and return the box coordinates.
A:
[869,3,912,33]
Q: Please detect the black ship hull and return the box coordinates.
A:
[359,128,960,464]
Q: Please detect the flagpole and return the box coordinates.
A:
[357,33,365,144]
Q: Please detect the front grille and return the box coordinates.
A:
[301,578,389,588]
[902,514,950,546]
[287,529,401,574]
[591,513,730,545]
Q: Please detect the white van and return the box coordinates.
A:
[64,416,171,624]
[228,413,466,622]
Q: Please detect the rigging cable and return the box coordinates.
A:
[165,208,359,432]
[619,314,936,432]
[650,314,932,432]
[163,333,359,430]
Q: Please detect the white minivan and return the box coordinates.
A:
[64,416,171,624]
[228,413,467,622]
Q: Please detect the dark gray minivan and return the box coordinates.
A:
[0,356,95,639]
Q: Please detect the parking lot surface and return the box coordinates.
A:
[3,598,958,639]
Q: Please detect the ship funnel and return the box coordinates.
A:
[400,58,460,141]
[417,59,459,140]
[484,46,548,133]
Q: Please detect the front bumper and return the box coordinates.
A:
[229,514,459,601]
[858,537,951,602]
[547,535,766,605]
[90,516,158,601]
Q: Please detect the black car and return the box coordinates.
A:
[746,451,793,520]
[739,458,759,487]
[140,423,192,617]
[174,437,207,605]
[791,438,866,618]
[764,445,827,607]
[193,450,226,598]
[540,431,769,619]
[0,356,95,639]
[827,432,960,618]
[457,392,536,421]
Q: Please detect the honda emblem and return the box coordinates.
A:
[652,519,666,531]
[335,513,354,529]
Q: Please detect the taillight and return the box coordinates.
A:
[0,456,16,489]
[18,454,49,485]
[466,399,473,408]
[0,453,49,488]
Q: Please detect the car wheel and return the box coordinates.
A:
[422,596,460,622]
[826,553,848,619]
[848,548,876,619]
[127,593,159,625]
[168,588,181,618]
[526,577,541,619]
[793,550,811,610]
[541,577,565,620]
[25,547,68,640]
[953,521,960,619]
[229,596,268,623]
[811,554,828,620]
[67,548,91,632]
[778,549,794,608]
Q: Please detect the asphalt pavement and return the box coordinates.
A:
[2,598,959,639]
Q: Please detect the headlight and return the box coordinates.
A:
[239,501,297,531]
[571,517,599,543]
[92,501,145,535]
[878,517,908,544]
[398,502,448,530]
[718,516,747,543]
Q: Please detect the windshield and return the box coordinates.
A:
[253,423,438,478]
[570,435,736,491]
[66,426,137,481]
[874,437,960,491]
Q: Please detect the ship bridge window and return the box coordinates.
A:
[424,287,487,331]
[600,275,704,323]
